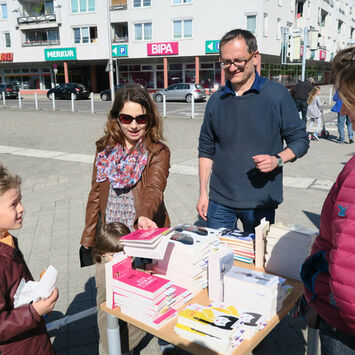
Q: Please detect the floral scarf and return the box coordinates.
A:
[96,141,148,189]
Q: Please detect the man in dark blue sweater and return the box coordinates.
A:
[197,29,309,233]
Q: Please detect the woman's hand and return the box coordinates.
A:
[32,288,59,316]
[137,216,157,229]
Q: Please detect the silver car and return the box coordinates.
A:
[153,83,206,103]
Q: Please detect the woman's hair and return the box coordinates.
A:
[331,46,355,109]
[92,222,130,263]
[307,86,321,105]
[0,164,21,198]
[96,83,164,152]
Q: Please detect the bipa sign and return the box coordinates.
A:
[147,42,178,56]
[319,50,326,61]
[0,53,13,62]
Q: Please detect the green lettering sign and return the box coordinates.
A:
[44,48,77,61]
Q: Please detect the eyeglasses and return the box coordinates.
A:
[117,113,149,125]
[220,51,256,69]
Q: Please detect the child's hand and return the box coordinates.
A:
[32,288,59,316]
[137,216,157,229]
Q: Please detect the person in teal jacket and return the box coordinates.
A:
[332,90,353,144]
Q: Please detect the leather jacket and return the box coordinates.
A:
[81,142,171,247]
[0,238,55,355]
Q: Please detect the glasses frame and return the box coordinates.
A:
[117,113,149,125]
[220,51,257,70]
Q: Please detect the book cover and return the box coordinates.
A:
[120,228,170,243]
[177,304,243,340]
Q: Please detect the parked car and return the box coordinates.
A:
[0,84,19,99]
[100,84,123,101]
[153,83,206,103]
[47,83,89,100]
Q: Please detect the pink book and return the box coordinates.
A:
[120,228,170,244]
[113,269,171,299]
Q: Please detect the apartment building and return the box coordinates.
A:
[0,0,354,92]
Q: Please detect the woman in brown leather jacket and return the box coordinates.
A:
[80,84,170,354]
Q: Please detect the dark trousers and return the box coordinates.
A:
[294,99,308,125]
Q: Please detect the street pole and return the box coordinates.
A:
[301,27,308,81]
[106,0,115,102]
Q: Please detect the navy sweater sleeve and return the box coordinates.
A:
[279,87,310,159]
[198,95,216,160]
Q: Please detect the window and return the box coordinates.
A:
[246,15,256,34]
[173,19,192,39]
[277,18,281,39]
[1,3,8,19]
[263,13,268,36]
[73,26,97,43]
[133,0,151,7]
[134,22,152,40]
[71,0,95,13]
[4,32,10,47]
[172,0,192,4]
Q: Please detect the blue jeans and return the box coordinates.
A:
[319,318,355,355]
[294,99,308,125]
[207,200,275,233]
[337,114,353,142]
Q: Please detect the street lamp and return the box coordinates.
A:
[106,0,115,102]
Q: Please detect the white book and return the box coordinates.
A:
[208,246,234,302]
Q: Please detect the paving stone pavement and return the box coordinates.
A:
[0,99,352,354]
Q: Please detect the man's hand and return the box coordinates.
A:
[32,288,59,317]
[252,154,278,173]
[137,216,157,229]
[196,194,209,221]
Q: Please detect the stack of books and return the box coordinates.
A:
[105,254,191,329]
[223,266,279,320]
[174,303,267,353]
[219,229,255,263]
[119,227,172,260]
[152,224,222,295]
[264,223,318,281]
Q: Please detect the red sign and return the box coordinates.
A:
[147,42,178,56]
[319,50,326,60]
[0,53,13,62]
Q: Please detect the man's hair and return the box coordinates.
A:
[92,222,131,263]
[219,29,258,56]
[307,77,315,84]
[331,46,355,109]
[0,164,21,198]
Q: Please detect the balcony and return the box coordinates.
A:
[111,0,127,10]
[112,22,128,42]
[22,39,60,47]
[18,13,56,24]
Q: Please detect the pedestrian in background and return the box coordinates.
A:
[207,78,214,95]
[307,86,323,141]
[0,164,58,355]
[80,84,170,354]
[332,90,353,144]
[290,77,315,125]
[197,29,309,233]
[301,46,355,355]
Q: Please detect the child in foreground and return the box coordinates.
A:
[93,222,146,355]
[0,164,58,354]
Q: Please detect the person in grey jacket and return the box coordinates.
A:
[307,86,323,140]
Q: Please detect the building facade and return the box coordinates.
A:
[0,0,354,92]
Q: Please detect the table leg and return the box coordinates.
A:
[307,327,319,355]
[107,313,122,355]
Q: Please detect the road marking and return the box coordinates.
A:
[0,145,333,191]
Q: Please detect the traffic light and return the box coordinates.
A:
[287,30,301,61]
[310,30,320,50]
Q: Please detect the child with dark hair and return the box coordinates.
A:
[0,164,58,354]
[93,222,146,355]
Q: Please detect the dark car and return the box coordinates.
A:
[100,84,123,101]
[47,83,89,100]
[0,84,19,99]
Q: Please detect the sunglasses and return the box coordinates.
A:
[117,113,149,125]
